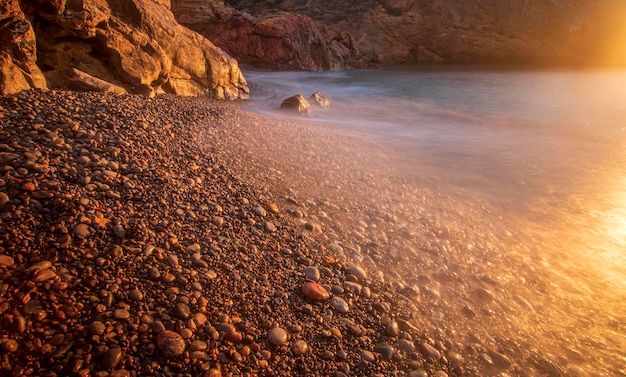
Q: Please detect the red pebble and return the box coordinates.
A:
[301,282,330,301]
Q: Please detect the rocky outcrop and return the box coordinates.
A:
[172,1,366,71]
[0,0,46,94]
[225,0,626,66]
[0,0,249,98]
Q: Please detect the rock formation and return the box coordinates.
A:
[0,0,46,94]
[225,0,626,66]
[171,1,366,70]
[0,0,249,98]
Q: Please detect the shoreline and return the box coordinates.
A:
[1,89,624,377]
[0,90,458,377]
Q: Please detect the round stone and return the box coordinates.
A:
[173,303,191,319]
[418,342,442,361]
[0,255,15,267]
[89,321,106,335]
[291,340,308,355]
[330,297,349,313]
[254,206,267,217]
[303,266,320,281]
[348,265,367,281]
[2,339,18,353]
[113,309,131,320]
[128,289,143,301]
[157,330,186,358]
[73,223,91,238]
[268,327,288,346]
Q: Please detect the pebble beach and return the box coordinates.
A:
[0,90,462,377]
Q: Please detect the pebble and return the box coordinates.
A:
[418,342,442,361]
[113,309,131,320]
[102,347,123,369]
[0,255,14,267]
[385,320,399,337]
[173,303,191,319]
[157,330,186,358]
[301,281,330,301]
[361,350,376,362]
[1,339,18,353]
[303,266,320,281]
[374,343,395,361]
[268,327,288,346]
[89,321,106,335]
[254,206,267,217]
[128,289,144,301]
[33,269,57,282]
[349,265,367,281]
[330,297,349,313]
[291,339,308,355]
[0,192,9,208]
[73,223,91,238]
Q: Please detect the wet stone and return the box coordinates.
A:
[330,297,349,313]
[301,282,330,301]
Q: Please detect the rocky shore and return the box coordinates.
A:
[0,90,460,377]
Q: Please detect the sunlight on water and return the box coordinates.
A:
[243,67,626,375]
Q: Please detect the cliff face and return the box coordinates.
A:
[225,0,626,66]
[171,0,367,70]
[0,0,249,97]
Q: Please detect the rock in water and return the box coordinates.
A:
[280,95,311,113]
[309,91,331,108]
[301,281,330,301]
[157,330,186,358]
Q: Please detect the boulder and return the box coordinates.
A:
[280,94,311,113]
[309,91,330,108]
[65,68,127,94]
[0,0,249,98]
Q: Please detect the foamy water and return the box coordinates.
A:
[242,67,626,375]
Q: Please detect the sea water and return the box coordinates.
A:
[243,67,626,375]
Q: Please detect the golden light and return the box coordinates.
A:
[576,0,626,66]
